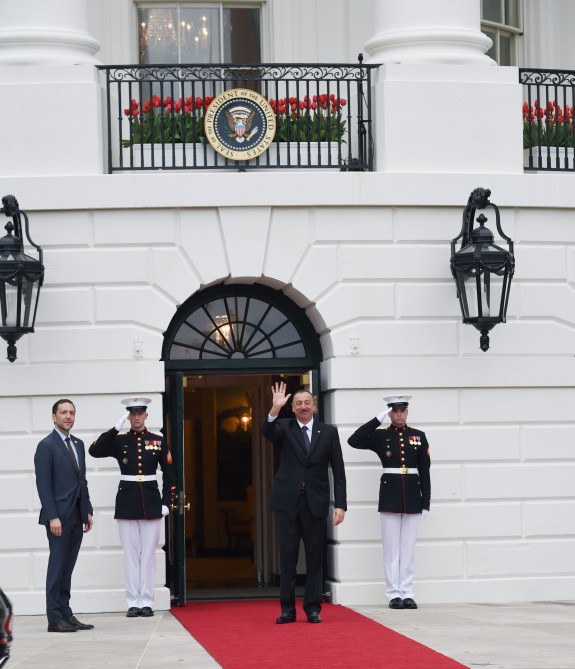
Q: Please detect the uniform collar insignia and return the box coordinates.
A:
[390,425,407,433]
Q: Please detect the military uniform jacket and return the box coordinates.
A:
[89,427,175,520]
[348,418,431,514]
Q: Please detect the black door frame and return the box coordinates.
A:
[162,283,323,605]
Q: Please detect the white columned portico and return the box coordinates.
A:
[365,0,494,65]
[364,0,523,174]
[0,0,100,65]
[0,0,104,176]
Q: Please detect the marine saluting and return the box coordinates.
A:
[348,394,431,610]
[89,396,175,618]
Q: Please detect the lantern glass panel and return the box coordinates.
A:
[462,269,504,320]
[22,276,39,328]
[0,281,18,327]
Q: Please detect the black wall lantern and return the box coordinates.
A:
[450,188,515,352]
[0,195,44,363]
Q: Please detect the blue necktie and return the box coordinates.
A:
[302,425,311,452]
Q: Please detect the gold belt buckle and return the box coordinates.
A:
[399,466,408,475]
[136,475,145,482]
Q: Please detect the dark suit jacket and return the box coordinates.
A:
[35,429,93,525]
[262,417,347,518]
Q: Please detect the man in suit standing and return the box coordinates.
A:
[34,399,94,633]
[262,382,346,624]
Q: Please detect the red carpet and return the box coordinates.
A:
[171,600,466,669]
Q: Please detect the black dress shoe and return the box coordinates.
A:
[275,612,296,624]
[388,597,405,609]
[47,619,77,632]
[126,607,142,617]
[67,615,94,630]
[140,607,154,617]
[306,611,322,623]
[402,598,418,609]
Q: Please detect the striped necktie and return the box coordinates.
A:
[65,436,79,471]
[302,425,311,452]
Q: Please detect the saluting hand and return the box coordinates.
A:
[270,381,291,417]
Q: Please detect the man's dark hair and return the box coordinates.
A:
[291,388,315,401]
[52,398,76,415]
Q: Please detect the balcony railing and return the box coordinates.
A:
[98,60,377,173]
[521,68,575,171]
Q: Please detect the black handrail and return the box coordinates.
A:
[98,58,378,173]
[520,68,575,171]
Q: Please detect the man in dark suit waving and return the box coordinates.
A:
[34,399,94,633]
[262,382,346,624]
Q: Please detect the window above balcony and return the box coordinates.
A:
[137,2,262,64]
[481,0,522,65]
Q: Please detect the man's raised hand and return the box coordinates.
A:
[270,381,291,416]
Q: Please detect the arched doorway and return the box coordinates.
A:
[161,283,322,604]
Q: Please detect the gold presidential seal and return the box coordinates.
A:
[204,89,276,161]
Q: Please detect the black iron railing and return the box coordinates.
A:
[98,59,377,173]
[520,68,575,171]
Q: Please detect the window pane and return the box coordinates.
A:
[482,0,501,23]
[504,0,520,28]
[499,35,511,66]
[179,7,220,63]
[138,7,180,64]
[223,8,261,62]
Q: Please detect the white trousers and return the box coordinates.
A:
[117,519,162,609]
[380,511,422,601]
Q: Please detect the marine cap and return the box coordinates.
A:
[121,396,151,413]
[383,394,412,409]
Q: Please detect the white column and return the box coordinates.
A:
[0,0,104,175]
[363,0,523,174]
[365,0,493,65]
[0,0,100,65]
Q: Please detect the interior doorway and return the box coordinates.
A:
[161,282,324,603]
[177,372,310,600]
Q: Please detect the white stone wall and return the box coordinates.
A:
[1,172,574,612]
[1,0,574,616]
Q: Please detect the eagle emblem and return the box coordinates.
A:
[225,107,258,143]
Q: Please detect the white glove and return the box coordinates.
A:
[161,505,170,517]
[376,407,392,423]
[422,509,429,520]
[115,410,130,431]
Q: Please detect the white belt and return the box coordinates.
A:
[382,467,419,475]
[120,475,157,482]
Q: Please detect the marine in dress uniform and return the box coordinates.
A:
[348,394,431,610]
[89,397,175,617]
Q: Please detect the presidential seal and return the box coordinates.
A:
[204,88,276,161]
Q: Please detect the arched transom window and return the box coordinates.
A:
[168,293,306,360]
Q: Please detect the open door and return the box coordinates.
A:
[165,372,187,606]
[165,371,315,601]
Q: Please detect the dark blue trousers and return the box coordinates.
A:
[45,501,83,623]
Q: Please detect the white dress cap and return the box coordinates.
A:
[383,394,412,408]
[121,396,152,412]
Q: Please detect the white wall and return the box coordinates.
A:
[1,171,574,611]
[1,0,574,615]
